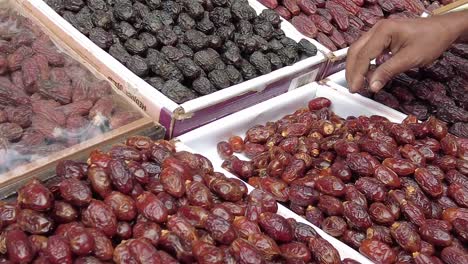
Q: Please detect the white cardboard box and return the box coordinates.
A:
[24,0,330,137]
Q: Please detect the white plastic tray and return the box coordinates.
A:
[175,141,373,264]
[178,82,406,168]
[177,82,407,263]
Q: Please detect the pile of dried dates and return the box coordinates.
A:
[0,8,140,173]
[46,0,318,103]
[257,0,449,51]
[368,45,468,138]
[219,97,468,264]
[0,136,358,263]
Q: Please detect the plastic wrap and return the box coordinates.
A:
[0,2,146,174]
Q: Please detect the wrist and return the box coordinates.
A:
[437,10,468,43]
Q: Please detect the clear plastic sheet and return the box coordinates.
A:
[0,3,142,174]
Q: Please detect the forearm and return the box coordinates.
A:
[438,10,468,43]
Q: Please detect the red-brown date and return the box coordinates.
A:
[400,144,425,166]
[293,222,318,243]
[59,178,92,206]
[167,216,198,245]
[346,153,376,176]
[289,184,319,206]
[132,221,161,246]
[17,179,54,212]
[158,231,193,263]
[400,200,426,227]
[156,192,177,215]
[6,229,33,263]
[46,235,72,264]
[281,159,305,183]
[185,181,214,209]
[355,177,387,202]
[233,216,261,238]
[368,202,395,226]
[308,237,340,264]
[217,141,233,160]
[403,183,431,216]
[192,241,224,264]
[82,200,117,237]
[344,184,367,208]
[116,221,132,240]
[29,235,48,255]
[259,212,293,243]
[87,228,113,261]
[87,165,112,198]
[211,204,234,222]
[135,191,168,223]
[419,224,453,247]
[390,124,415,144]
[308,97,331,111]
[448,182,468,207]
[366,225,392,245]
[280,241,311,262]
[247,233,280,260]
[177,205,210,228]
[453,218,468,242]
[104,191,136,221]
[334,139,360,157]
[318,195,344,216]
[342,230,366,249]
[343,201,373,230]
[109,144,142,161]
[204,214,237,245]
[374,165,401,189]
[17,209,53,235]
[390,221,421,253]
[230,238,264,264]
[359,239,396,264]
[68,226,95,256]
[0,203,18,226]
[52,201,78,223]
[321,216,347,237]
[160,167,186,198]
[128,238,161,264]
[414,168,443,198]
[315,175,345,197]
[107,159,134,194]
[305,206,324,226]
[331,160,352,182]
[382,158,416,176]
[441,246,468,264]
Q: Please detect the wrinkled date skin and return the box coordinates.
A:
[135,192,168,223]
[359,239,396,264]
[259,212,293,243]
[18,179,54,211]
[82,200,117,237]
[308,237,341,264]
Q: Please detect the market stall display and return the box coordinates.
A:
[179,83,468,264]
[0,136,365,263]
[327,45,468,138]
[256,0,436,51]
[218,97,467,262]
[45,0,320,102]
[0,4,163,183]
[33,0,328,137]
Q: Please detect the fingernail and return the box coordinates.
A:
[370,80,383,92]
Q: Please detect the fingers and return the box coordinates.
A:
[368,48,418,92]
[345,30,375,93]
[346,20,397,93]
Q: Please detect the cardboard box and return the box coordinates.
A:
[26,0,329,138]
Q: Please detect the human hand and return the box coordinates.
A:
[345,12,468,93]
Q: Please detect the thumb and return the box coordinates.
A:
[368,50,416,93]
